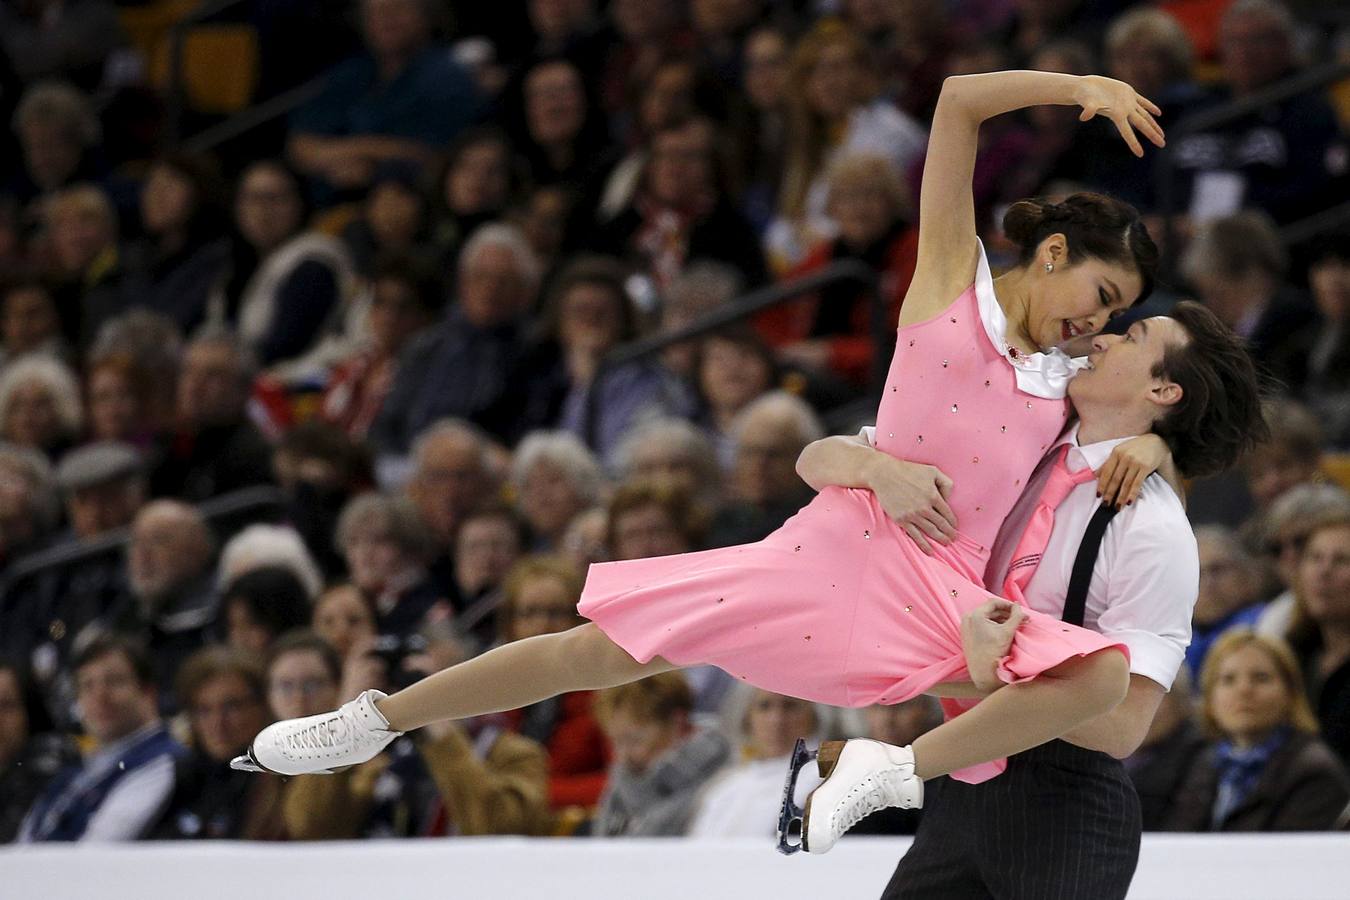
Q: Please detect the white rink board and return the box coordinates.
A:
[4,835,1350,900]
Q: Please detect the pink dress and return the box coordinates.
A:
[578,243,1126,775]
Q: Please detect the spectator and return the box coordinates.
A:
[17,634,184,842]
[606,480,705,561]
[767,20,926,272]
[1186,527,1268,678]
[83,353,158,449]
[447,504,527,649]
[514,56,614,194]
[496,556,610,813]
[370,223,540,452]
[86,310,181,438]
[0,659,80,843]
[1125,666,1205,831]
[591,117,767,291]
[216,524,323,604]
[209,160,354,370]
[1170,0,1350,225]
[994,0,1104,68]
[0,441,143,724]
[288,0,481,198]
[708,390,822,546]
[697,327,778,466]
[0,1,132,92]
[599,0,694,120]
[402,420,495,591]
[849,695,944,836]
[613,416,722,505]
[147,647,284,840]
[513,183,577,276]
[1287,511,1350,766]
[1256,484,1350,638]
[1180,211,1317,379]
[591,671,731,836]
[1287,231,1350,445]
[687,688,830,838]
[0,443,60,571]
[336,492,446,644]
[7,81,104,213]
[221,566,312,658]
[759,153,918,386]
[312,583,378,661]
[272,629,551,839]
[658,261,743,388]
[322,255,438,443]
[120,154,230,336]
[0,354,82,460]
[1166,630,1350,831]
[432,126,520,266]
[732,25,791,232]
[511,431,607,552]
[110,501,217,705]
[0,280,68,368]
[41,183,125,349]
[690,0,762,86]
[338,160,435,279]
[271,420,373,580]
[515,256,680,461]
[151,326,273,503]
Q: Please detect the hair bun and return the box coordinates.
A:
[1002,199,1054,248]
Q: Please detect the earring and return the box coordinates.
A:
[1044,263,1054,273]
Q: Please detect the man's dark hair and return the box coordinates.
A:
[72,632,155,688]
[1151,300,1269,478]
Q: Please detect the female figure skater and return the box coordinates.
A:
[235,70,1169,831]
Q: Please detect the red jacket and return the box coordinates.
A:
[756,227,918,385]
[503,691,610,810]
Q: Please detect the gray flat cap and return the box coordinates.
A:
[55,442,143,492]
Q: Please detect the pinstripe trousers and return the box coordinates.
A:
[881,740,1142,900]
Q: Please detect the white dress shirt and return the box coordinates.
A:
[983,427,1198,690]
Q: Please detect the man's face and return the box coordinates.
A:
[732,417,804,507]
[188,673,267,763]
[454,515,521,595]
[1220,10,1291,95]
[129,507,205,603]
[1194,533,1258,627]
[75,652,156,745]
[459,244,530,327]
[407,436,487,547]
[362,0,430,60]
[68,478,144,540]
[1067,316,1184,416]
[177,342,244,428]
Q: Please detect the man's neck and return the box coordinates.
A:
[1321,625,1350,673]
[1074,405,1153,447]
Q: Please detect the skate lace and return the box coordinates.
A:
[834,768,911,833]
[283,712,352,755]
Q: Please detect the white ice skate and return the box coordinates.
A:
[230,690,402,776]
[777,738,923,854]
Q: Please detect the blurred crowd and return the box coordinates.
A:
[1,0,1349,844]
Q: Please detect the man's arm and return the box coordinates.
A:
[1060,674,1166,759]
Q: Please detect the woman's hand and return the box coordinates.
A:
[1072,75,1165,157]
[961,599,1027,694]
[865,455,958,555]
[1097,434,1170,507]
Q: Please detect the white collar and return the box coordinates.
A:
[1050,423,1133,473]
[973,239,1090,400]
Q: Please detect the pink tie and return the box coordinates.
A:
[1001,445,1098,604]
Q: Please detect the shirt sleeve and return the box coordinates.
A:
[79,753,177,841]
[1096,492,1198,691]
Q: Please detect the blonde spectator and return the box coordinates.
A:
[0,355,82,460]
[1166,631,1350,831]
[511,431,607,551]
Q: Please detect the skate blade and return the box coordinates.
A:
[229,748,334,776]
[776,738,817,855]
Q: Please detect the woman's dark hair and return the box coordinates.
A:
[1149,300,1269,479]
[223,566,312,640]
[435,125,523,215]
[0,658,55,736]
[1003,192,1159,304]
[150,151,229,244]
[237,158,313,229]
[372,251,442,315]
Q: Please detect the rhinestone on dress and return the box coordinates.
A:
[984,380,991,387]
[794,545,801,552]
[951,404,959,413]
[1026,402,1033,409]
[972,457,979,464]
[909,340,916,347]
[863,530,871,539]
[904,606,913,613]
[950,317,957,323]
[917,435,924,443]
[950,589,958,598]
[942,360,949,368]
[1001,426,1007,433]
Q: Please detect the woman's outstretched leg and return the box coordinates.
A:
[236,624,673,775]
[377,623,675,731]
